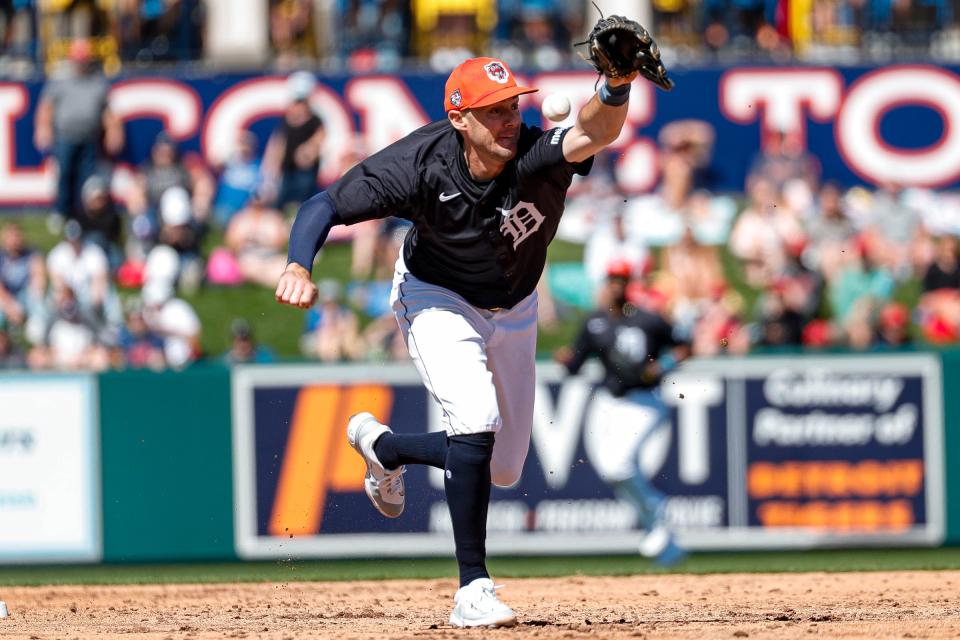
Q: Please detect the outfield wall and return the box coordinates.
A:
[0,352,957,564]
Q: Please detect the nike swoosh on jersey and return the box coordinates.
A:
[438,192,461,202]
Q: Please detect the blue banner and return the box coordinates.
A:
[744,369,928,531]
[230,355,944,558]
[3,65,960,207]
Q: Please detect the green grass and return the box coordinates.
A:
[2,549,960,587]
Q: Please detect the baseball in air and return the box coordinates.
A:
[541,93,571,121]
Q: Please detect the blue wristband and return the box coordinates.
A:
[598,80,631,106]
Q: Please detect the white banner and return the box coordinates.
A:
[0,375,100,562]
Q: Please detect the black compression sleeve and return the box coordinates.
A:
[286,191,342,274]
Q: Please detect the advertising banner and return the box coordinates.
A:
[0,375,100,562]
[2,64,960,208]
[232,355,943,558]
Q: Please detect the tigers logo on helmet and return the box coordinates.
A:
[484,61,509,84]
[450,89,462,108]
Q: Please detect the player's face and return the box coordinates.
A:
[463,97,522,161]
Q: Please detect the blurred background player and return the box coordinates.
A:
[556,258,689,565]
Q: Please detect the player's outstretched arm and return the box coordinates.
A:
[561,72,638,164]
[275,191,342,309]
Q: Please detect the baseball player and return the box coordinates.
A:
[556,260,689,565]
[276,17,672,628]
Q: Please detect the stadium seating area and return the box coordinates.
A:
[1,0,958,74]
[2,2,960,370]
[1,88,959,372]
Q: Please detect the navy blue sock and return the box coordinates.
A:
[445,433,495,587]
[373,431,448,471]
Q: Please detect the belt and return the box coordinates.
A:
[486,306,503,312]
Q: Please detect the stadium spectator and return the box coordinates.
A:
[28,285,110,371]
[747,128,820,194]
[111,0,204,63]
[262,71,325,213]
[625,127,734,248]
[75,174,124,270]
[875,302,913,349]
[583,208,649,292]
[154,186,204,294]
[0,322,26,369]
[128,132,214,249]
[625,262,671,319]
[300,279,363,362]
[269,0,316,68]
[657,119,717,191]
[222,192,290,287]
[0,221,47,344]
[142,244,181,292]
[141,278,202,369]
[516,3,564,69]
[164,0,205,61]
[921,235,960,293]
[691,293,751,356]
[115,298,166,370]
[46,219,123,339]
[337,0,409,69]
[222,318,275,364]
[756,277,810,347]
[918,283,960,345]
[0,0,35,62]
[912,234,960,347]
[659,225,727,335]
[111,0,143,61]
[33,38,124,223]
[360,311,408,362]
[828,237,895,345]
[802,181,858,283]
[212,130,263,227]
[729,176,806,288]
[860,181,922,279]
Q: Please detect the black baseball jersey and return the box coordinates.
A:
[326,120,592,309]
[566,308,681,396]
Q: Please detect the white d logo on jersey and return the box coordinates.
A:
[614,326,648,363]
[499,201,545,248]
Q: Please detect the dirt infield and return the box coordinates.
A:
[1,570,957,639]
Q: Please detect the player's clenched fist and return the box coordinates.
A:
[275,263,318,309]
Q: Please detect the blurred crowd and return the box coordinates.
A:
[561,120,960,358]
[2,0,960,73]
[3,44,960,372]
[0,51,414,371]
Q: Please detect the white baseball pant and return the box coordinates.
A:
[390,256,537,488]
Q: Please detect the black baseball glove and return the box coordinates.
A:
[576,15,674,91]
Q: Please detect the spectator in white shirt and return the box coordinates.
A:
[46,219,123,335]
[141,279,202,369]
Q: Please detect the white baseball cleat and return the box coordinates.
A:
[346,412,405,518]
[449,578,518,628]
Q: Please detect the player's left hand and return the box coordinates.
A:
[577,16,673,91]
[275,263,318,309]
[639,361,662,385]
